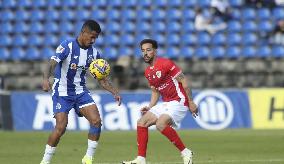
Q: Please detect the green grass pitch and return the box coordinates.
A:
[0,129,283,164]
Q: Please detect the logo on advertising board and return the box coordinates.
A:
[194,90,234,130]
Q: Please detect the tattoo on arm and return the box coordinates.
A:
[99,77,118,95]
[175,72,185,81]
[176,72,193,100]
[43,59,57,79]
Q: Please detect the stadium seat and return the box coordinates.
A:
[118,46,133,56]
[227,33,241,45]
[182,9,195,20]
[211,46,225,59]
[13,34,27,47]
[121,21,135,33]
[197,0,211,7]
[257,8,271,20]
[180,46,194,59]
[77,0,91,7]
[241,8,256,20]
[105,21,120,33]
[226,46,241,59]
[152,21,166,33]
[107,9,120,21]
[136,21,151,33]
[165,46,180,59]
[169,0,182,7]
[44,34,58,47]
[15,9,29,22]
[123,0,136,8]
[62,0,76,8]
[195,46,210,59]
[26,47,40,60]
[105,35,120,46]
[29,22,44,34]
[181,33,197,45]
[0,35,11,47]
[257,46,271,58]
[109,0,122,7]
[152,9,166,21]
[212,32,226,45]
[137,9,151,20]
[0,22,13,34]
[167,21,181,33]
[273,8,284,20]
[183,0,197,7]
[167,34,180,45]
[229,0,243,7]
[14,21,28,34]
[242,46,257,58]
[242,33,257,45]
[259,21,273,32]
[153,0,167,7]
[30,9,44,21]
[45,9,59,21]
[60,9,75,21]
[10,47,25,60]
[167,9,182,20]
[121,9,136,20]
[58,33,72,43]
[227,21,241,32]
[0,10,14,21]
[0,48,10,61]
[197,32,210,45]
[182,22,195,33]
[231,8,241,19]
[153,33,166,44]
[27,34,42,47]
[91,9,106,21]
[120,34,135,46]
[93,0,107,8]
[44,21,59,33]
[272,46,284,58]
[242,21,257,32]
[137,0,151,7]
[46,0,60,7]
[41,47,54,60]
[104,47,118,60]
[59,21,73,33]
[31,0,45,8]
[2,0,16,8]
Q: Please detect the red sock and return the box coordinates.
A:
[161,125,186,151]
[137,126,148,157]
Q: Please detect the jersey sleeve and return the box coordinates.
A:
[51,40,69,62]
[164,59,182,78]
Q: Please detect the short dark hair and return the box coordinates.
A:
[81,19,101,33]
[140,39,158,49]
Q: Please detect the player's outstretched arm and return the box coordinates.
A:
[175,72,198,118]
[141,86,160,114]
[42,59,57,92]
[98,77,121,106]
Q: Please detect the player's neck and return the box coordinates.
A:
[77,37,89,50]
[149,56,157,66]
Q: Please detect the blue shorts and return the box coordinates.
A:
[52,91,95,117]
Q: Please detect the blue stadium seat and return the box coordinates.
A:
[123,0,136,8]
[91,9,106,21]
[29,22,44,34]
[242,33,257,45]
[257,8,271,20]
[169,0,182,7]
[167,34,180,45]
[137,0,151,7]
[135,33,151,45]
[182,9,195,20]
[153,0,167,7]
[257,46,271,58]
[77,0,91,7]
[109,0,122,7]
[167,9,182,20]
[0,10,14,21]
[59,34,72,43]
[95,35,104,47]
[181,46,194,59]
[122,9,136,20]
[212,33,226,45]
[31,0,45,8]
[120,34,135,46]
[59,21,73,33]
[93,0,107,8]
[41,47,54,60]
[227,33,241,45]
[13,34,27,47]
[2,0,16,8]
[0,35,11,46]
[45,9,59,21]
[30,9,44,21]
[60,9,74,21]
[46,0,60,7]
[182,22,195,33]
[0,48,9,61]
[272,46,284,58]
[121,21,135,33]
[15,9,29,22]
[105,35,120,46]
[273,8,284,20]
[195,46,210,59]
[211,46,225,59]
[181,33,196,45]
[11,47,25,60]
[229,0,243,7]
[226,46,241,59]
[197,0,211,7]
[44,34,58,47]
[104,47,118,59]
[44,21,59,33]
[26,47,40,60]
[197,32,210,45]
[0,22,13,34]
[136,21,151,33]
[153,33,166,44]
[242,46,257,58]
[62,0,76,8]
[137,9,151,20]
[241,8,256,20]
[227,21,241,32]
[259,21,273,32]
[107,9,120,20]
[165,46,180,59]
[231,8,241,19]
[152,9,166,21]
[118,46,133,56]
[105,21,120,33]
[183,0,197,7]
[14,22,28,34]
[27,34,42,47]
[167,21,181,33]
[152,21,166,33]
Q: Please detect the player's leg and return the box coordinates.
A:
[40,112,68,164]
[122,109,158,164]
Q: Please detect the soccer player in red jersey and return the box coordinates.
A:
[122,39,198,164]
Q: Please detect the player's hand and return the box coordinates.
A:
[113,93,122,106]
[42,79,51,92]
[189,100,198,118]
[140,106,150,115]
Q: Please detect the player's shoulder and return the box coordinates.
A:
[59,38,75,47]
[156,57,172,63]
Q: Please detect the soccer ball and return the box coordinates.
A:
[89,59,111,80]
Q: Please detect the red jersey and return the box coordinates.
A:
[144,57,189,107]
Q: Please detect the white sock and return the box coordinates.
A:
[137,156,146,161]
[181,148,192,157]
[86,139,98,158]
[42,144,56,162]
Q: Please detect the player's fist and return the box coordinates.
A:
[189,100,198,118]
[140,106,150,115]
[42,79,51,92]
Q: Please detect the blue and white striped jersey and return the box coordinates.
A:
[51,38,101,96]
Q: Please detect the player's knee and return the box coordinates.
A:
[156,122,166,131]
[137,118,147,127]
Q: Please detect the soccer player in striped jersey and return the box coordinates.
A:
[122,39,198,164]
[40,20,121,164]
